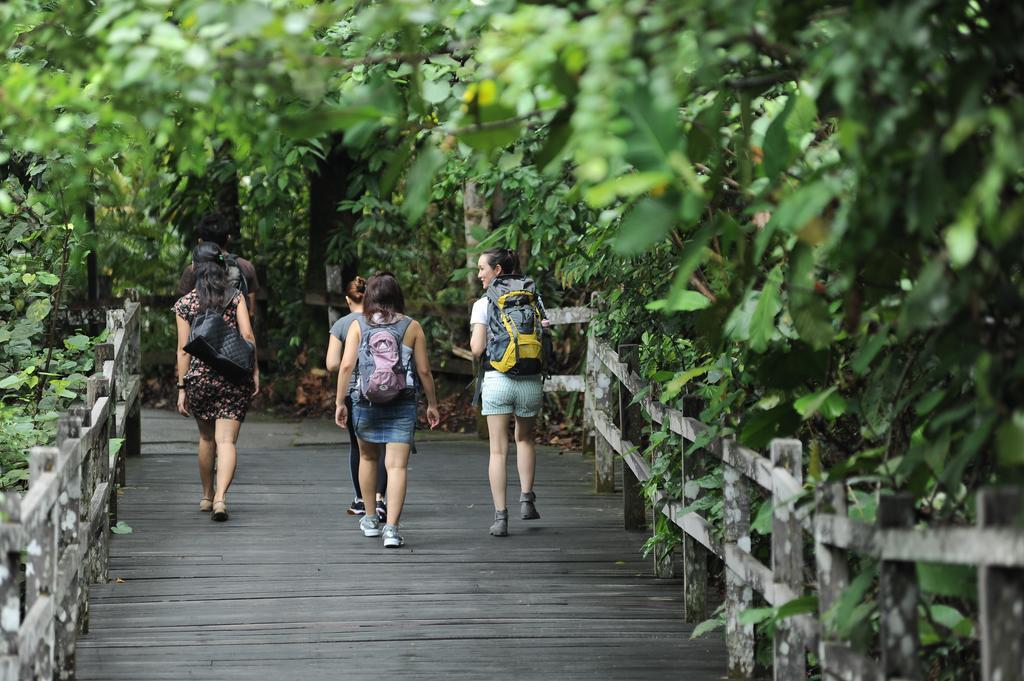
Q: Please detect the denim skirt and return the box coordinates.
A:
[352,398,417,445]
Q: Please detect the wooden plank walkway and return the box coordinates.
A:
[76,410,726,680]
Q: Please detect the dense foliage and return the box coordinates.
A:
[3,1,1022,677]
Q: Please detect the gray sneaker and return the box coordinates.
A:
[520,491,540,520]
[382,524,404,548]
[359,514,382,537]
[490,509,509,537]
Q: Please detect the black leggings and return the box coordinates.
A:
[345,395,387,499]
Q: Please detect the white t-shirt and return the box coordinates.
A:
[470,296,489,328]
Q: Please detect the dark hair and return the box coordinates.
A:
[192,242,229,311]
[481,247,520,275]
[196,213,231,247]
[345,276,367,304]
[363,272,405,322]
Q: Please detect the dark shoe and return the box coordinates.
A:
[490,509,509,537]
[212,500,228,522]
[346,498,365,516]
[376,498,387,519]
[520,492,540,520]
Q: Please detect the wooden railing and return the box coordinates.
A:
[585,337,1024,681]
[0,300,142,680]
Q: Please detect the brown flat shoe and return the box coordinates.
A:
[211,500,228,522]
[199,497,213,512]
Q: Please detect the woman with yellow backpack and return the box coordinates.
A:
[470,248,549,537]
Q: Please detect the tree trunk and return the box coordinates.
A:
[212,142,243,237]
[308,137,358,311]
[464,181,491,440]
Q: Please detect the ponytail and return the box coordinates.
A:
[481,247,520,275]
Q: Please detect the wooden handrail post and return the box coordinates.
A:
[681,436,708,617]
[723,441,754,678]
[617,344,646,531]
[770,439,805,680]
[878,493,922,679]
[0,492,21,673]
[977,486,1024,681]
[587,333,615,493]
[814,482,849,651]
[124,301,142,460]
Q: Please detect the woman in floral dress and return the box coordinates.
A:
[173,242,259,521]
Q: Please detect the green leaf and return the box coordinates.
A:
[776,595,818,620]
[109,438,125,456]
[751,499,773,534]
[401,147,445,225]
[0,374,24,390]
[750,266,782,352]
[26,299,51,323]
[615,198,676,254]
[111,521,133,535]
[690,614,725,639]
[916,563,976,600]
[585,172,673,208]
[763,95,795,178]
[739,606,775,626]
[794,386,847,420]
[63,334,91,352]
[995,411,1024,467]
[660,363,713,400]
[421,78,451,105]
[851,327,889,375]
[533,109,573,172]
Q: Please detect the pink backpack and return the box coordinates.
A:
[356,317,413,403]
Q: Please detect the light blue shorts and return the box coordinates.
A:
[481,372,543,417]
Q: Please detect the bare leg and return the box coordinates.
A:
[486,414,512,511]
[514,416,537,494]
[383,443,411,525]
[358,438,381,516]
[213,419,241,503]
[195,418,216,500]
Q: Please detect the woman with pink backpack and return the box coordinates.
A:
[334,272,440,548]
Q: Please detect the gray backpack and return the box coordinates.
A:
[356,317,414,403]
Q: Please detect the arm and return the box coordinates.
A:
[411,321,440,428]
[246,292,257,328]
[175,315,191,417]
[236,296,260,396]
[334,323,361,427]
[325,334,343,373]
[470,323,487,358]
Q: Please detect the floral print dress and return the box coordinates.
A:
[173,290,252,422]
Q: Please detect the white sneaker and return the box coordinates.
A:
[382,524,404,548]
[359,514,381,537]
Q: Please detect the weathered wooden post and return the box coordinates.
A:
[54,413,83,679]
[722,440,754,677]
[977,486,1024,681]
[27,446,59,680]
[325,263,345,328]
[878,493,921,680]
[124,302,142,461]
[681,435,709,618]
[814,482,849,656]
[0,492,21,677]
[771,439,805,680]
[617,344,646,531]
[587,335,616,494]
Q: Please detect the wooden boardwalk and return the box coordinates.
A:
[76,410,726,680]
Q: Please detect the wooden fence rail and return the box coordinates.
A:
[0,300,141,680]
[585,336,1024,681]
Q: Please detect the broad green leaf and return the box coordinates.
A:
[109,438,125,456]
[851,327,889,375]
[916,563,976,600]
[402,147,445,225]
[750,266,782,352]
[739,606,775,626]
[615,198,676,254]
[111,521,133,535]
[763,95,795,178]
[690,615,725,639]
[26,299,51,323]
[776,595,818,620]
[585,172,673,208]
[63,334,90,352]
[421,78,451,105]
[36,272,60,285]
[794,386,847,420]
[995,411,1024,467]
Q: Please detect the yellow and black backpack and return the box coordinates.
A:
[485,275,548,376]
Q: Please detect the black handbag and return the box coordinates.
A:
[184,290,254,385]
